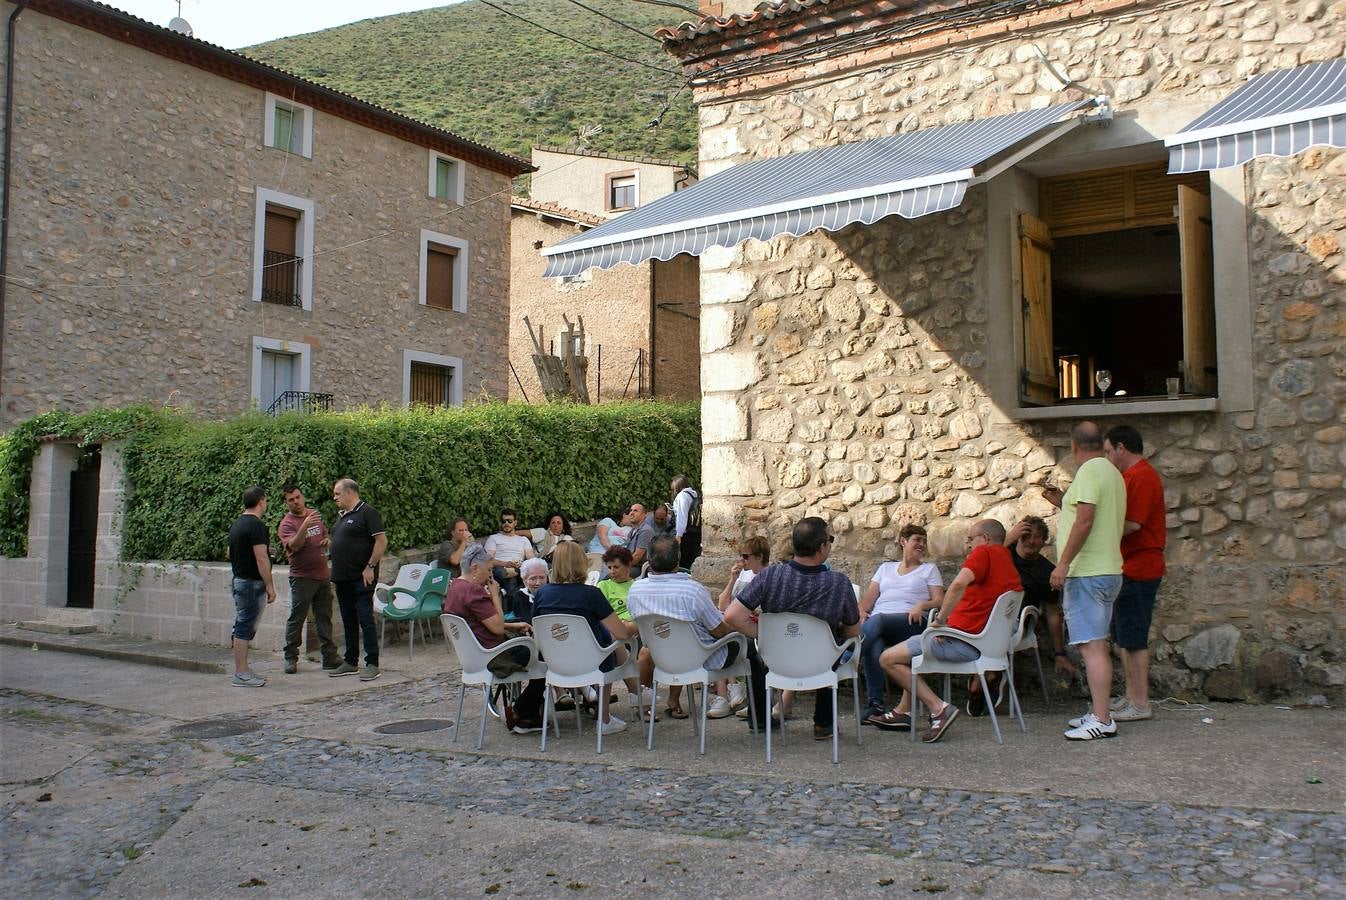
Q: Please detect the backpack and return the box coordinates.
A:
[679,488,702,531]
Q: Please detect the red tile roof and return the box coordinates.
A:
[656,0,836,44]
[509,197,605,227]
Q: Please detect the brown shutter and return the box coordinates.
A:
[1018,211,1056,406]
[425,245,457,309]
[1177,184,1217,395]
[264,208,298,255]
[409,362,452,406]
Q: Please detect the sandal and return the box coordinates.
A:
[665,705,689,720]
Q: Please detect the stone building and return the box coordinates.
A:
[541,0,1346,701]
[0,0,532,427]
[509,147,700,401]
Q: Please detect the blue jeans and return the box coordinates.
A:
[861,613,924,707]
[231,578,267,641]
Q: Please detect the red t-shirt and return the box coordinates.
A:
[1121,457,1166,581]
[444,578,502,649]
[279,511,329,580]
[947,543,1022,634]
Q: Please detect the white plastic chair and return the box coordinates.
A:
[756,613,862,765]
[374,563,432,654]
[441,613,548,750]
[635,615,757,755]
[584,570,601,586]
[532,614,638,754]
[1010,604,1050,707]
[910,590,1025,744]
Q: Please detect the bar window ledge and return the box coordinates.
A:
[1011,397,1220,420]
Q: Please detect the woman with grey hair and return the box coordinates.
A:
[506,557,549,622]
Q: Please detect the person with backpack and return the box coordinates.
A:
[670,475,702,570]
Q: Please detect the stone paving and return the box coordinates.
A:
[3,681,1344,898]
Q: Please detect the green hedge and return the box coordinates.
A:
[1,402,700,562]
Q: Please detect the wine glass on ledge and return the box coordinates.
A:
[1095,369,1112,404]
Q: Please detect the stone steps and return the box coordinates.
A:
[0,625,227,674]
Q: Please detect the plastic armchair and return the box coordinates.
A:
[531,614,639,754]
[441,613,548,749]
[756,613,862,765]
[909,590,1025,744]
[1011,605,1050,707]
[635,615,757,755]
[374,564,449,660]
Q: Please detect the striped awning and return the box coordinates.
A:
[542,101,1092,278]
[1166,57,1346,174]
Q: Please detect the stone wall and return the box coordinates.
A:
[687,0,1345,701]
[508,209,654,402]
[1,9,513,426]
[653,255,703,400]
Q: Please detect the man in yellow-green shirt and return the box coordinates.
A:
[1043,421,1126,742]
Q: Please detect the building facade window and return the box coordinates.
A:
[263,94,313,158]
[253,188,315,310]
[428,151,465,203]
[606,170,638,212]
[1017,161,1215,406]
[418,229,469,312]
[251,337,312,412]
[402,349,463,407]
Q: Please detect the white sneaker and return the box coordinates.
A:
[707,695,733,719]
[728,682,747,711]
[1064,712,1118,741]
[1109,695,1127,712]
[1112,701,1153,722]
[599,714,627,735]
[583,686,598,705]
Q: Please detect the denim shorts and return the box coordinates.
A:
[905,634,981,662]
[1111,577,1162,650]
[231,577,267,641]
[1063,574,1123,644]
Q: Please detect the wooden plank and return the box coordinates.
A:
[1019,211,1056,406]
[1178,184,1217,396]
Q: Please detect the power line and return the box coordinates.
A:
[475,0,678,75]
[559,0,663,43]
[626,0,703,16]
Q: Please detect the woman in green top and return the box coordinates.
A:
[597,546,635,620]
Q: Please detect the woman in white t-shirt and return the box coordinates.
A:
[858,523,945,724]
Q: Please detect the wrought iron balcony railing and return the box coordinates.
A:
[267,390,333,415]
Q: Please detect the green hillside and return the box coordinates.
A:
[245,0,698,165]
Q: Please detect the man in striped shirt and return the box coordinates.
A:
[629,536,742,715]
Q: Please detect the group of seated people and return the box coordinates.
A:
[440,508,1059,745]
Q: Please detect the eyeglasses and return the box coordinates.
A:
[500,518,515,525]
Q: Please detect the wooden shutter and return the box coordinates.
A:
[1040,162,1210,236]
[272,105,294,152]
[410,362,452,406]
[264,208,298,255]
[1178,184,1216,395]
[1018,212,1056,405]
[425,245,457,309]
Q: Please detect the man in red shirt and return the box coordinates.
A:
[1105,425,1166,722]
[278,485,341,674]
[877,519,1022,742]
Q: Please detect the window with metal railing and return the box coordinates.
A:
[260,249,302,306]
[266,390,333,415]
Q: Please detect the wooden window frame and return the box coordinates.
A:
[418,229,469,313]
[605,170,639,212]
[402,349,463,407]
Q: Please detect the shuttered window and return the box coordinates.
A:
[409,362,453,407]
[1039,161,1210,236]
[425,245,457,310]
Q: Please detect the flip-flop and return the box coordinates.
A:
[665,705,689,720]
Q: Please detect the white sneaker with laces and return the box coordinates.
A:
[599,714,627,735]
[1064,712,1118,740]
[728,681,747,711]
[1112,701,1153,722]
[1109,695,1127,711]
[707,695,733,719]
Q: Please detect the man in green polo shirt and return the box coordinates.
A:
[1044,421,1126,741]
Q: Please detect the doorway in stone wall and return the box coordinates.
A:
[66,446,101,608]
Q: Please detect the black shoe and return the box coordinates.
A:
[284,661,298,675]
[749,716,783,731]
[813,724,834,741]
[966,692,987,718]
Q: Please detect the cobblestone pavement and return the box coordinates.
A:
[3,684,1344,898]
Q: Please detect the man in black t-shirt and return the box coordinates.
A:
[1005,517,1074,677]
[329,478,387,681]
[227,486,276,687]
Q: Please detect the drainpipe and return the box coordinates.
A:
[0,1,32,401]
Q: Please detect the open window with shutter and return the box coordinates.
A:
[1016,160,1216,406]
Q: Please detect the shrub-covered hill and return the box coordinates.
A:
[245,0,698,165]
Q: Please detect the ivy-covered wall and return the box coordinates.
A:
[0,402,700,562]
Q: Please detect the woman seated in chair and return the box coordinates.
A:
[529,541,638,735]
[503,557,548,624]
[858,524,945,727]
[586,505,634,555]
[535,512,574,562]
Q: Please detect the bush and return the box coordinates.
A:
[1,402,700,562]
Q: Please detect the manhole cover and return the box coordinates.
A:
[168,718,262,739]
[373,718,454,735]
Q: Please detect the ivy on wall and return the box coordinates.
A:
[1,402,700,562]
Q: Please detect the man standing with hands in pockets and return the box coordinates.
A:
[1043,421,1127,741]
[329,478,387,682]
[278,484,341,674]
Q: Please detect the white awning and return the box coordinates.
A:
[1166,58,1346,173]
[542,101,1093,278]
